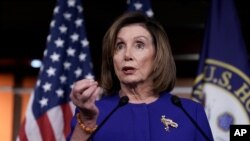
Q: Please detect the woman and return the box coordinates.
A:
[67,12,213,141]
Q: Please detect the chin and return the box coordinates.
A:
[121,79,141,85]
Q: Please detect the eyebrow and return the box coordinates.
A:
[116,35,149,41]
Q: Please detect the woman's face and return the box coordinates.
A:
[113,24,155,85]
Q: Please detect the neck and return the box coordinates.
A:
[119,83,159,104]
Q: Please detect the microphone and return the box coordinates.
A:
[87,96,129,141]
[171,95,211,141]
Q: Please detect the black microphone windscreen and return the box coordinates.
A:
[118,96,129,107]
[171,95,182,107]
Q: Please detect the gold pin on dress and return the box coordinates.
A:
[161,115,178,131]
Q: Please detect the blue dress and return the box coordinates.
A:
[67,91,214,141]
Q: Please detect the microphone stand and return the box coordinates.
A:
[87,96,129,141]
[171,95,211,141]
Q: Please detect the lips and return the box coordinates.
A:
[122,66,135,74]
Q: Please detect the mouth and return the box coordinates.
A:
[122,66,136,74]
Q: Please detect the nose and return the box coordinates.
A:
[124,47,133,61]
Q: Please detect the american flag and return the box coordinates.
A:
[17,0,94,140]
[127,0,154,17]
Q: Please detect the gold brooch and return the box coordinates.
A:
[161,115,178,131]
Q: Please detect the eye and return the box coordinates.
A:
[115,42,125,50]
[135,41,145,49]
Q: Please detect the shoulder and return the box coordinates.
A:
[96,94,119,104]
[95,94,121,123]
[178,96,205,115]
[160,91,204,113]
[160,91,202,107]
[95,94,120,111]
[177,96,208,121]
[181,97,203,109]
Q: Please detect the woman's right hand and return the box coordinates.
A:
[70,79,103,123]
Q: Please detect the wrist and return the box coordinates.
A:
[77,113,98,134]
